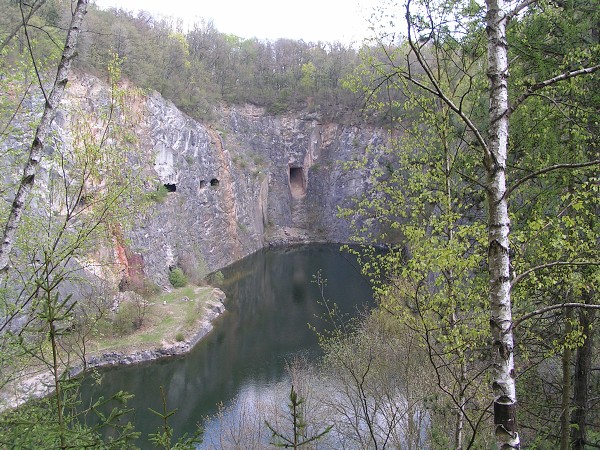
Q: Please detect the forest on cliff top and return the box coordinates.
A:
[1,0,371,121]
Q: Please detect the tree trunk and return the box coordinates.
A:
[571,302,595,450]
[455,357,466,450]
[485,0,520,448]
[0,0,89,273]
[560,307,573,450]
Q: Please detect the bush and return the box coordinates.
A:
[111,293,149,336]
[138,279,161,297]
[175,332,185,342]
[206,270,224,286]
[148,184,168,203]
[168,267,188,288]
[112,301,137,336]
[178,251,208,285]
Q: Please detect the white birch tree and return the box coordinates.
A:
[359,0,600,447]
[0,0,89,274]
[484,1,519,446]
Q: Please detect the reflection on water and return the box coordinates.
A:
[84,244,373,441]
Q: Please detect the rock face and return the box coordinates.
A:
[57,76,386,287]
[0,74,388,410]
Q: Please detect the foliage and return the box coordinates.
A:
[340,37,493,445]
[504,1,600,443]
[0,0,598,448]
[177,244,209,286]
[111,294,149,336]
[0,1,378,187]
[0,382,138,449]
[345,0,600,446]
[149,184,169,203]
[206,270,224,286]
[148,386,203,449]
[265,385,332,449]
[318,308,436,448]
[27,3,365,121]
[305,272,440,448]
[168,267,188,288]
[0,3,152,448]
[0,47,147,360]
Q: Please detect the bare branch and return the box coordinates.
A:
[20,1,49,103]
[0,0,47,53]
[508,65,600,116]
[506,0,539,22]
[512,303,600,330]
[506,160,600,198]
[404,0,490,156]
[0,81,34,138]
[511,261,600,289]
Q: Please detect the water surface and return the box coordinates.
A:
[85,244,373,441]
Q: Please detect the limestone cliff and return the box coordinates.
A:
[8,74,386,288]
[130,96,386,285]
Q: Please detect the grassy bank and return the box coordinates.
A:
[88,285,221,355]
[0,285,225,410]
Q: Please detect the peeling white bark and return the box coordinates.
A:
[485,0,520,448]
[0,0,89,273]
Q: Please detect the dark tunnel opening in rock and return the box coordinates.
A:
[289,166,306,197]
[164,183,177,192]
[210,178,220,187]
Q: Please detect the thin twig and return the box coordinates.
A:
[511,303,600,331]
[511,261,600,289]
[508,65,600,116]
[506,160,600,198]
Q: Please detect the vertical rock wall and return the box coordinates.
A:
[57,79,386,287]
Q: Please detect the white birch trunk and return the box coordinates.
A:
[485,0,520,448]
[0,0,89,273]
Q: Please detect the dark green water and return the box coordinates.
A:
[84,244,373,441]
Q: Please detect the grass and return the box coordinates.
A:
[89,285,216,355]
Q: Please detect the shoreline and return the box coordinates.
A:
[0,289,226,412]
[76,290,226,373]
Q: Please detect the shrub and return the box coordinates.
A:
[139,279,161,297]
[128,278,161,298]
[111,293,149,336]
[168,267,188,288]
[206,270,224,286]
[175,332,185,342]
[112,302,136,336]
[148,184,168,203]
[178,251,208,285]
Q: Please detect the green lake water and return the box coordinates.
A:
[84,244,373,443]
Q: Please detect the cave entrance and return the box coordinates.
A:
[164,183,177,192]
[289,166,306,198]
